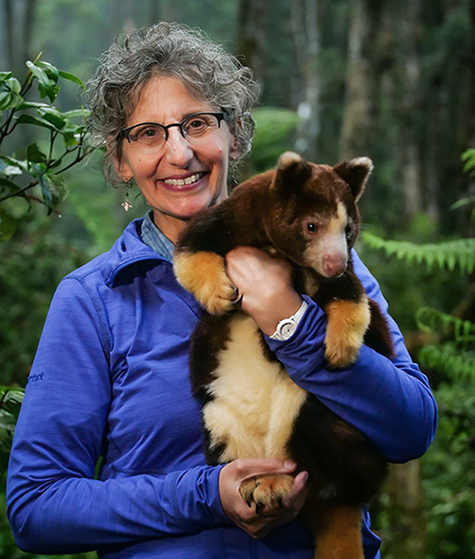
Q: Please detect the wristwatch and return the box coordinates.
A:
[270,300,308,341]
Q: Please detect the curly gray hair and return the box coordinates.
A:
[84,22,259,187]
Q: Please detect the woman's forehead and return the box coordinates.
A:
[127,75,214,124]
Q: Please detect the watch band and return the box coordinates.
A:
[270,300,308,341]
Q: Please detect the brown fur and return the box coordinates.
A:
[173,152,394,559]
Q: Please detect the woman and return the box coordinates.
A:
[7,22,437,559]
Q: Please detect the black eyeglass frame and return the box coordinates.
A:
[116,112,229,144]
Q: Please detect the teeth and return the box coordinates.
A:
[164,173,202,187]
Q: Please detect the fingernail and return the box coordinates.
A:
[284,460,296,469]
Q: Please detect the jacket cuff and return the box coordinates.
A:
[264,295,327,379]
[167,464,231,528]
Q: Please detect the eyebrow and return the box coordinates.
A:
[128,109,217,128]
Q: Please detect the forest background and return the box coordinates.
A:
[0,0,474,558]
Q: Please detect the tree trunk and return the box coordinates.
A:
[458,0,475,238]
[398,0,423,221]
[236,0,267,87]
[4,0,16,72]
[21,0,37,67]
[383,461,427,558]
[339,0,384,161]
[290,0,320,160]
[3,0,37,75]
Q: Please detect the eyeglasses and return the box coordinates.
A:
[117,112,227,153]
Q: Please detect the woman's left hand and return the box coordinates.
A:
[219,458,309,539]
[225,247,303,336]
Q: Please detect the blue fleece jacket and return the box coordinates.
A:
[7,219,437,559]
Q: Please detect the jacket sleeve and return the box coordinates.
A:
[6,277,227,555]
[265,250,438,464]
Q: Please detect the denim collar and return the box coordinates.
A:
[140,211,175,262]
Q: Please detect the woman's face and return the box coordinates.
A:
[116,76,240,243]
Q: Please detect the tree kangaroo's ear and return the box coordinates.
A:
[271,151,312,193]
[333,157,373,202]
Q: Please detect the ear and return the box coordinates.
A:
[229,135,242,160]
[332,157,373,202]
[272,151,312,191]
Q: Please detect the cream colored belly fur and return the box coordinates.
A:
[203,312,308,462]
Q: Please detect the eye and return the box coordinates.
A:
[132,124,163,143]
[143,128,157,137]
[184,116,209,136]
[345,224,353,237]
[188,117,207,128]
[307,222,318,233]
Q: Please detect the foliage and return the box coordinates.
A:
[461,148,475,178]
[415,307,475,382]
[361,147,475,379]
[0,212,90,386]
[0,1,474,556]
[362,148,475,558]
[361,222,475,379]
[421,384,475,559]
[0,56,93,240]
[356,216,467,334]
[361,231,475,275]
[249,107,300,172]
[0,387,23,474]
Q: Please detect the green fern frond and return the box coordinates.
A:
[416,307,475,343]
[418,344,475,383]
[462,148,475,178]
[361,231,475,274]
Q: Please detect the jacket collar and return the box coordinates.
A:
[104,219,167,287]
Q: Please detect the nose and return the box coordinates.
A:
[322,253,348,278]
[163,127,194,167]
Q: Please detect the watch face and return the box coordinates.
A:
[278,319,296,338]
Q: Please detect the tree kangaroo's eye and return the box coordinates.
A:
[345,224,353,237]
[307,222,318,233]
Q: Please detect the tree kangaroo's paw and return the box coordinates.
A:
[324,297,371,368]
[173,250,237,314]
[239,475,294,514]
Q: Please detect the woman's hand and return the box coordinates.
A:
[219,458,309,539]
[225,247,303,336]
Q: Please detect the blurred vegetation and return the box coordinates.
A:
[0,0,474,558]
[359,153,475,558]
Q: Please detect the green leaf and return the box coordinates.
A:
[26,60,50,84]
[361,231,475,275]
[38,107,66,130]
[28,162,51,209]
[0,387,24,418]
[48,172,68,207]
[0,155,28,173]
[25,60,59,102]
[58,70,85,89]
[15,112,57,131]
[16,100,52,111]
[0,77,23,110]
[29,164,68,214]
[0,177,21,192]
[36,60,60,82]
[26,142,47,164]
[63,108,90,119]
[0,72,13,82]
[0,207,17,240]
[61,129,80,147]
[1,76,21,95]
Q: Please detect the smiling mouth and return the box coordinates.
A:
[162,172,205,187]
